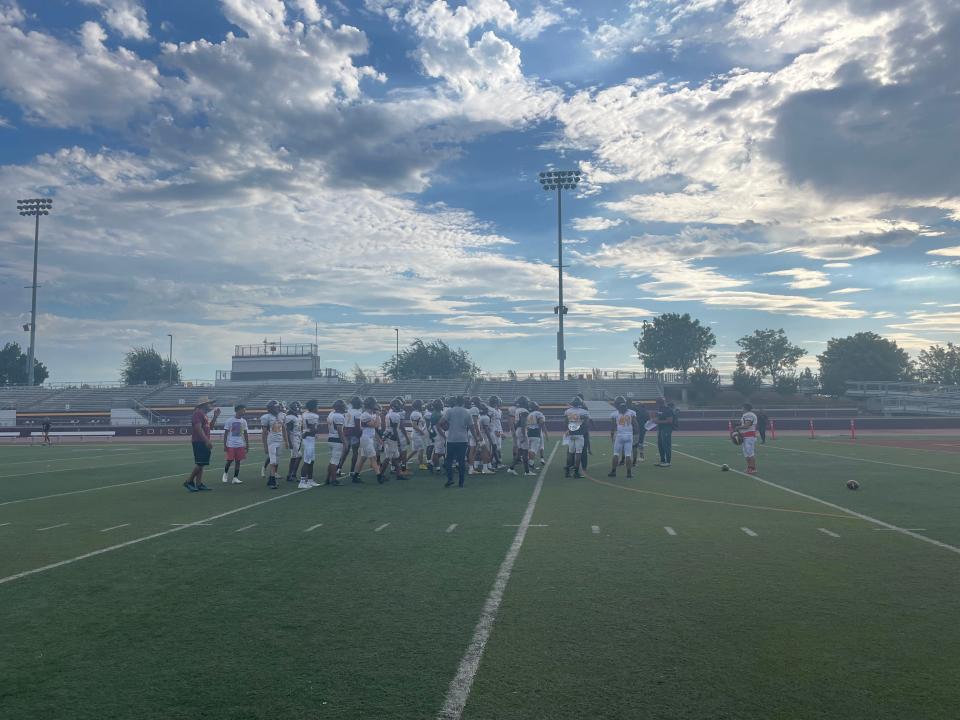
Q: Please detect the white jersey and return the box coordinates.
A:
[261,412,285,445]
[611,409,637,437]
[479,413,492,437]
[302,411,320,437]
[741,411,758,437]
[223,417,248,448]
[564,407,589,433]
[526,411,545,437]
[346,407,363,433]
[410,410,426,435]
[490,407,503,433]
[326,411,345,440]
[285,413,303,439]
[385,409,405,439]
[360,411,378,439]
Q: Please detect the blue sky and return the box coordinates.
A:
[0,0,958,382]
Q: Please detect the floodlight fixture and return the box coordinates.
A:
[16,198,53,386]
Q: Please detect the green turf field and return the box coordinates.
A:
[2,435,960,719]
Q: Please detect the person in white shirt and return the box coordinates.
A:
[429,399,447,471]
[298,399,321,488]
[352,396,385,484]
[477,404,496,473]
[526,401,548,473]
[563,397,590,479]
[260,400,287,489]
[284,401,304,484]
[338,396,363,478]
[325,399,348,486]
[508,409,532,475]
[383,398,409,480]
[608,396,639,478]
[488,395,504,470]
[221,404,249,485]
[409,399,429,470]
[736,402,759,474]
[510,396,528,469]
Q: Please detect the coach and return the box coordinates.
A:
[441,396,476,488]
[184,396,220,492]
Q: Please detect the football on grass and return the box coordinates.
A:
[847,479,860,490]
[721,464,730,472]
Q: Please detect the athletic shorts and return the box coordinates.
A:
[288,436,302,460]
[515,433,528,451]
[192,441,212,466]
[412,434,427,452]
[433,435,447,456]
[494,433,503,451]
[742,436,757,458]
[360,436,377,459]
[302,436,316,465]
[613,435,633,457]
[225,446,247,462]
[527,436,542,454]
[267,442,282,466]
[382,438,400,460]
[567,435,584,453]
[328,440,344,466]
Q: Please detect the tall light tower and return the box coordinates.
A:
[538,170,581,378]
[16,198,53,386]
[167,334,174,385]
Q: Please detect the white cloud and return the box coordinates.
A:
[777,244,882,261]
[79,0,150,40]
[571,216,622,232]
[823,262,852,268]
[828,287,868,294]
[764,267,831,289]
[927,246,960,257]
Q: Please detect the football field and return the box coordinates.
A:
[3,434,960,719]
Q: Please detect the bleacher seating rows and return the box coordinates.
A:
[474,379,585,405]
[30,386,158,411]
[589,379,662,401]
[363,379,471,400]
[0,386,60,409]
[241,383,364,408]
[141,385,227,407]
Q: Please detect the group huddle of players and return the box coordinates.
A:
[216,392,672,490]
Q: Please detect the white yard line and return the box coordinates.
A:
[0,448,184,479]
[37,523,70,532]
[304,523,323,532]
[446,524,458,533]
[818,528,840,538]
[0,473,183,507]
[235,524,257,533]
[0,489,307,586]
[664,526,676,536]
[374,523,390,533]
[0,522,10,527]
[437,441,559,720]
[100,523,130,533]
[765,444,960,476]
[670,445,960,557]
[591,525,600,534]
[741,527,758,537]
[170,523,212,527]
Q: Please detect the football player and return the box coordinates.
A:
[339,395,363,477]
[285,401,304,483]
[352,396,385,484]
[409,399,429,470]
[261,400,287,489]
[383,398,409,480]
[736,403,759,474]
[430,399,447,472]
[299,399,321,488]
[507,408,532,475]
[564,396,590,478]
[526,401,547,474]
[325,399,348,485]
[222,404,249,484]
[487,395,504,470]
[608,396,639,478]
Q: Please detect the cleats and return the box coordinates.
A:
[267,477,278,489]
[574,472,583,479]
[626,471,632,478]
[444,480,455,488]
[351,473,363,484]
[196,483,212,492]
[506,468,517,475]
[297,480,310,489]
[221,473,229,484]
[607,471,617,478]
[524,471,537,476]
[183,480,198,493]
[231,477,243,484]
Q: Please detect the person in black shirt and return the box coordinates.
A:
[41,418,52,446]
[654,401,675,467]
[757,409,769,443]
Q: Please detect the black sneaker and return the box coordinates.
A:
[626,471,632,478]
[376,474,385,484]
[444,480,454,488]
[183,480,198,493]
[331,479,341,486]
[351,474,363,484]
[196,483,212,492]
[267,478,278,489]
[607,471,616,478]
[574,472,583,479]
[564,467,570,478]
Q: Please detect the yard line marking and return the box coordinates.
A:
[374,523,390,532]
[0,448,185,479]
[669,445,960,558]
[0,473,183,507]
[37,523,69,532]
[100,523,130,533]
[873,527,926,531]
[437,441,559,720]
[741,527,758,537]
[0,522,11,527]
[304,523,323,532]
[817,439,960,456]
[170,523,212,527]
[591,525,600,534]
[446,524,458,533]
[818,528,840,538]
[664,526,676,536]
[502,524,549,527]
[766,444,960,476]
[235,524,257,533]
[0,489,308,586]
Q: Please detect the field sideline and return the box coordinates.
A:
[2,434,960,719]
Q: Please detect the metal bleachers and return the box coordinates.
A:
[473,379,585,405]
[142,384,230,408]
[364,379,470,400]
[29,386,158,411]
[241,382,363,409]
[0,386,61,409]
[590,379,663,402]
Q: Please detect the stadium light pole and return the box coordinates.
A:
[167,334,174,385]
[538,170,581,379]
[394,328,399,380]
[16,198,53,386]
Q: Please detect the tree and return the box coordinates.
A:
[634,313,716,382]
[0,342,49,386]
[735,328,807,383]
[688,366,720,403]
[798,367,819,395]
[774,374,799,395]
[917,343,960,385]
[121,346,181,386]
[817,332,913,396]
[731,360,762,395]
[352,364,368,384]
[382,338,480,380]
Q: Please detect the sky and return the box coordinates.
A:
[0,0,958,383]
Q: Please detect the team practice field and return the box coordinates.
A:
[4,434,960,719]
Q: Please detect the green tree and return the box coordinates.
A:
[798,367,819,394]
[634,313,716,382]
[774,374,799,395]
[917,343,960,385]
[817,332,913,395]
[735,328,807,382]
[731,359,762,395]
[0,342,49,386]
[121,346,181,386]
[688,366,720,402]
[352,364,369,384]
[382,339,480,380]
